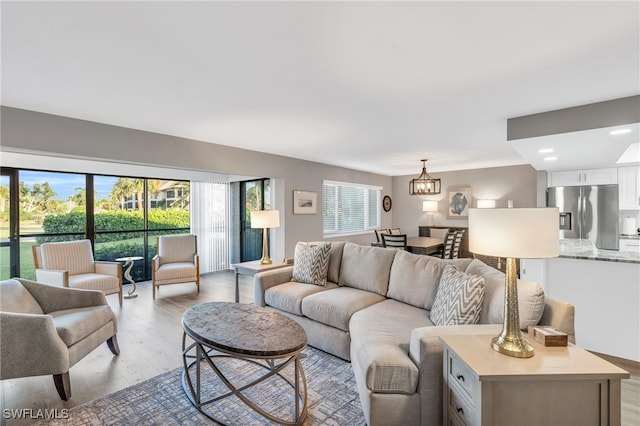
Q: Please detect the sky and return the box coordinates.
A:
[19,171,118,200]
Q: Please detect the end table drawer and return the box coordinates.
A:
[448,384,476,425]
[448,352,476,402]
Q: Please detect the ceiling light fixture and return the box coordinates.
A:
[610,128,632,135]
[409,159,441,195]
[544,156,557,161]
[538,148,554,153]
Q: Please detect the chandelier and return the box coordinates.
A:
[409,159,441,195]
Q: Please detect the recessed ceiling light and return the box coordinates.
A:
[538,148,554,154]
[610,128,632,135]
[544,156,557,161]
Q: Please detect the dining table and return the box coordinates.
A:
[406,236,444,256]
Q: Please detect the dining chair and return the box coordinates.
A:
[451,230,465,259]
[389,227,402,235]
[438,230,457,259]
[374,229,390,243]
[381,233,407,250]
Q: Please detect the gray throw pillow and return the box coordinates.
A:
[292,242,331,286]
[430,264,485,326]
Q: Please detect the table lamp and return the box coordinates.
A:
[468,207,559,357]
[422,200,438,226]
[250,210,280,264]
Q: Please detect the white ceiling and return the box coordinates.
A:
[1,1,639,176]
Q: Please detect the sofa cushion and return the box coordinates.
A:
[50,305,114,347]
[265,281,336,316]
[338,243,396,296]
[302,287,385,331]
[465,259,545,329]
[41,240,95,275]
[430,264,485,326]
[350,299,432,394]
[292,242,331,286]
[387,251,447,310]
[0,279,44,314]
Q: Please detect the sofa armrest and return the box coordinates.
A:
[539,295,576,344]
[152,255,160,271]
[95,261,122,278]
[18,278,108,313]
[409,324,501,426]
[0,311,69,379]
[253,266,294,307]
[34,269,69,287]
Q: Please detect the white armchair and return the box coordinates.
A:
[32,239,123,306]
[152,234,200,299]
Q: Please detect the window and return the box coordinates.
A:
[323,180,381,236]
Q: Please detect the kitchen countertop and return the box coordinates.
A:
[619,234,640,240]
[559,239,640,264]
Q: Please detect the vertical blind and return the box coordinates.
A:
[191,181,230,272]
[322,180,381,236]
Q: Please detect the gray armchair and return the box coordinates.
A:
[0,278,119,400]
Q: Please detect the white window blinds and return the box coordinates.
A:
[322,180,381,236]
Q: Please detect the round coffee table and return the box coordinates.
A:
[181,302,308,425]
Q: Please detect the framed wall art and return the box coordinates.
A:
[447,187,472,219]
[293,190,318,214]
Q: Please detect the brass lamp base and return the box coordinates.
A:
[259,227,272,264]
[491,335,534,358]
[491,257,535,358]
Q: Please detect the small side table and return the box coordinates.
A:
[440,334,630,426]
[231,260,291,303]
[115,256,144,299]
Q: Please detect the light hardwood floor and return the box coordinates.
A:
[1,271,638,425]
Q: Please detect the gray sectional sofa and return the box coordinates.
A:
[254,241,575,426]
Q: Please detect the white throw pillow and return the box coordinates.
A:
[292,242,331,286]
[430,264,485,326]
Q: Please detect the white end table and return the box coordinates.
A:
[440,334,630,425]
[116,256,144,299]
[231,260,291,303]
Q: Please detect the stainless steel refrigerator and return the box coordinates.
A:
[547,184,619,250]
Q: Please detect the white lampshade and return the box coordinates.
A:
[476,199,496,209]
[468,208,559,259]
[422,200,438,212]
[250,210,280,229]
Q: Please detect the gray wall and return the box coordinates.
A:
[391,164,539,236]
[1,106,393,258]
[1,107,539,256]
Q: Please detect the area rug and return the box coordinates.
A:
[38,347,365,425]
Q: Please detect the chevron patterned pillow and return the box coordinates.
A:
[430,264,485,326]
[292,242,331,286]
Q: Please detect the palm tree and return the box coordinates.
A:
[109,178,135,210]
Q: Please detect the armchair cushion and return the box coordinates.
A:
[50,305,114,347]
[155,262,197,281]
[158,234,197,264]
[69,274,120,292]
[0,280,44,314]
[40,240,95,275]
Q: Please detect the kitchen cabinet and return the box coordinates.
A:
[618,166,640,210]
[549,167,617,187]
[619,239,640,253]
